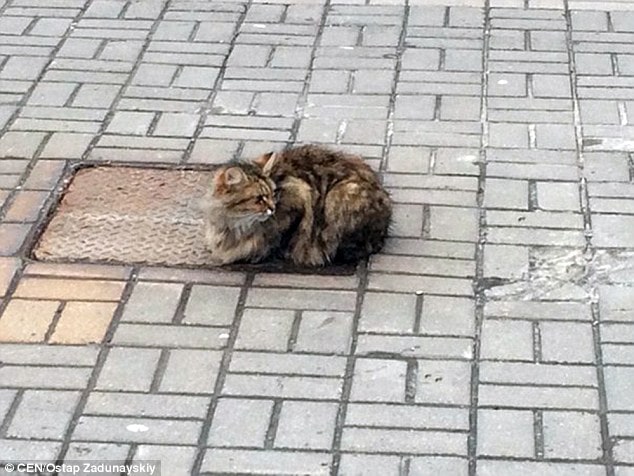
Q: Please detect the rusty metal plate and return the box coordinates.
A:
[33,166,356,274]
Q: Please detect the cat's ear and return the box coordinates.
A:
[224,167,245,185]
[254,152,278,175]
[214,166,244,192]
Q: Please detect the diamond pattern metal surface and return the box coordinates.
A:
[34,167,215,267]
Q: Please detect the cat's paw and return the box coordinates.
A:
[288,244,327,267]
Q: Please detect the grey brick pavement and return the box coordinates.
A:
[0,0,634,475]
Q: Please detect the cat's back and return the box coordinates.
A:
[273,145,378,184]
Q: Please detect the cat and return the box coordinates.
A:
[201,144,392,267]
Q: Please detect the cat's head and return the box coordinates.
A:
[210,161,277,222]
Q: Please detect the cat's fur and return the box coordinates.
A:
[201,145,392,267]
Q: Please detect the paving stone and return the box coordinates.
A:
[350,358,407,402]
[541,322,594,363]
[201,449,330,475]
[614,439,634,464]
[183,285,241,325]
[394,95,435,120]
[230,351,346,377]
[235,308,295,351]
[252,273,358,290]
[478,461,604,476]
[605,366,634,411]
[585,152,630,181]
[343,119,387,145]
[14,277,123,301]
[0,299,57,342]
[134,445,196,476]
[132,63,177,86]
[603,344,634,365]
[441,95,482,121]
[222,374,342,400]
[107,111,155,135]
[339,454,401,476]
[121,282,183,323]
[101,40,145,62]
[50,301,116,344]
[228,45,270,67]
[96,347,161,392]
[256,92,298,116]
[189,138,240,164]
[27,82,76,106]
[357,334,471,360]
[480,382,599,410]
[0,344,98,367]
[0,389,16,424]
[489,72,526,97]
[368,273,473,297]
[485,300,591,321]
[309,69,350,93]
[359,292,416,334]
[445,49,483,72]
[593,215,634,247]
[477,409,534,457]
[571,11,608,31]
[483,244,529,279]
[160,349,222,394]
[429,206,479,242]
[371,254,474,278]
[410,457,469,476]
[489,123,528,148]
[543,411,602,459]
[0,439,61,462]
[0,56,48,80]
[420,296,475,336]
[387,146,431,173]
[415,359,471,405]
[65,442,129,463]
[208,398,272,447]
[247,288,356,311]
[0,366,92,390]
[58,38,102,58]
[484,178,528,209]
[0,223,30,255]
[401,49,440,70]
[84,392,209,419]
[531,31,567,52]
[293,311,353,354]
[72,84,121,108]
[481,319,534,361]
[537,182,580,211]
[0,131,47,158]
[275,401,338,450]
[270,46,312,69]
[7,390,80,440]
[112,323,229,348]
[486,227,585,247]
[481,361,597,388]
[73,416,202,445]
[612,12,634,32]
[341,427,466,455]
[153,112,199,137]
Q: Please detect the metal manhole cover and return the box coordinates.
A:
[32,166,356,275]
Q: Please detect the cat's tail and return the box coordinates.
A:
[335,219,390,264]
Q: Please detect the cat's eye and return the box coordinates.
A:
[255,195,265,203]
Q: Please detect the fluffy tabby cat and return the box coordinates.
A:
[201,145,392,267]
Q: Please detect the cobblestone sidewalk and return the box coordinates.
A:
[1,0,634,475]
